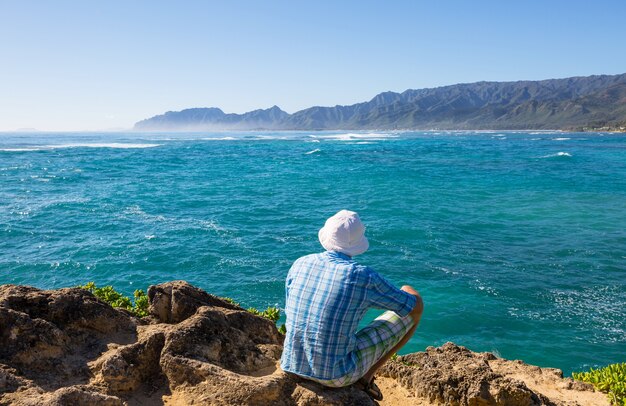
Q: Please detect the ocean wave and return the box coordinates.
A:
[249,135,290,140]
[315,132,397,141]
[305,148,321,155]
[123,205,166,222]
[433,266,459,275]
[539,152,572,158]
[0,147,43,152]
[197,219,227,233]
[1,143,160,151]
[48,143,161,149]
[0,164,32,170]
[553,138,571,141]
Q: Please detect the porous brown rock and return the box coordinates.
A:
[0,281,608,405]
[147,280,241,323]
[378,342,607,406]
[0,281,371,405]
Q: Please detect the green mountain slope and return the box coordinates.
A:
[134,73,626,131]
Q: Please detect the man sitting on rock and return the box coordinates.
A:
[280,210,424,401]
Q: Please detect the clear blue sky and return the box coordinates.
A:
[1,0,625,131]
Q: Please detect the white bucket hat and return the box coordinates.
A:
[318,210,369,257]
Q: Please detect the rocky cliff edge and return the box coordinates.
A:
[0,281,608,405]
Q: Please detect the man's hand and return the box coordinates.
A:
[401,285,424,325]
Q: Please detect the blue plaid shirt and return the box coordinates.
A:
[280,251,417,380]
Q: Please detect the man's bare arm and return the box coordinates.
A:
[401,285,424,325]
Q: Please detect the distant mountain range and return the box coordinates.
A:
[134,73,626,131]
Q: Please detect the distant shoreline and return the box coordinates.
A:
[3,128,625,134]
[134,73,626,133]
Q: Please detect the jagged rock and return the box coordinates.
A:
[0,285,136,334]
[379,342,604,406]
[0,282,609,405]
[91,331,165,393]
[0,378,124,406]
[45,386,124,406]
[147,279,240,323]
[0,364,30,394]
[0,285,137,392]
[164,306,282,373]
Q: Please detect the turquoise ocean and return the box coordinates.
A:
[1,131,624,375]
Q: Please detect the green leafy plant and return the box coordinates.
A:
[132,289,150,317]
[247,306,281,323]
[79,282,149,318]
[79,283,284,333]
[222,297,240,306]
[573,363,626,405]
[261,306,281,323]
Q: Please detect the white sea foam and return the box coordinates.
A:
[250,135,289,140]
[1,143,160,151]
[315,132,397,141]
[201,137,237,141]
[52,143,160,149]
[305,148,321,155]
[539,152,572,158]
[553,137,571,141]
[198,219,227,233]
[433,266,459,275]
[0,148,43,152]
[123,205,166,222]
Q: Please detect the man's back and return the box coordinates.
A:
[280,250,415,380]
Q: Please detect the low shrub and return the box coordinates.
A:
[79,283,285,333]
[573,363,626,405]
[79,282,149,317]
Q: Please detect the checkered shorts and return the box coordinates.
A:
[307,310,415,388]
